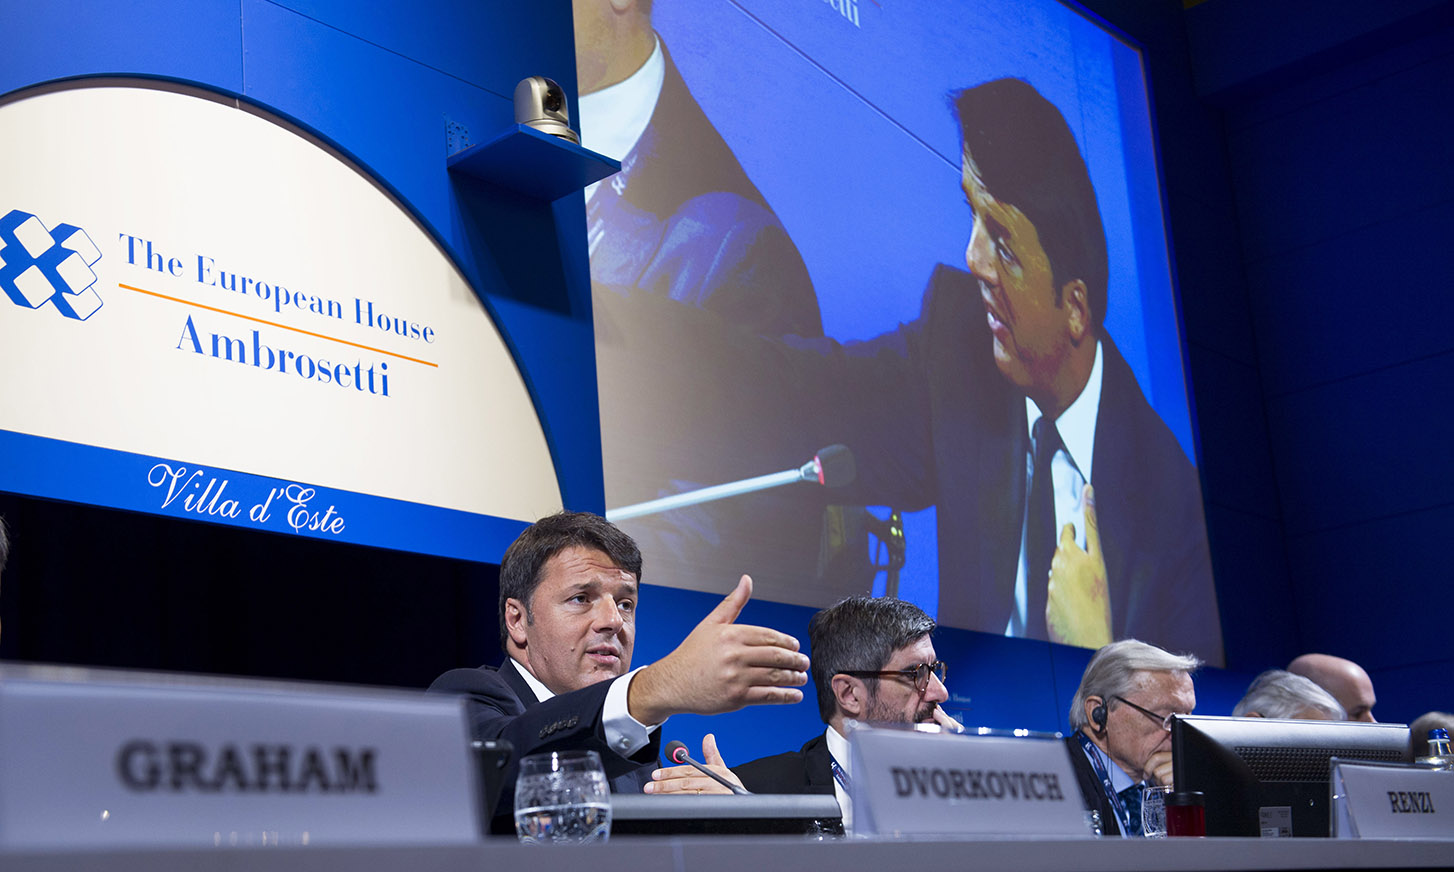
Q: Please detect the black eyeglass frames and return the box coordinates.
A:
[839,661,947,693]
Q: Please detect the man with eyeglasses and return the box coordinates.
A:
[1066,639,1200,836]
[645,596,958,831]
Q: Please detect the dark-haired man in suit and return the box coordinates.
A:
[595,77,1223,663]
[430,511,808,812]
[645,596,959,832]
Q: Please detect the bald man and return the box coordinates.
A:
[1287,654,1377,722]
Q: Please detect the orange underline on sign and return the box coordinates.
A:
[117,283,439,368]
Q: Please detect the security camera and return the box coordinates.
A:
[514,76,578,144]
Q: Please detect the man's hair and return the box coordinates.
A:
[953,77,1108,330]
[0,515,9,574]
[1068,639,1202,729]
[808,596,936,723]
[1232,669,1345,719]
[497,511,642,648]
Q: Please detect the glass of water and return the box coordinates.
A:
[514,750,611,845]
[1141,784,1172,838]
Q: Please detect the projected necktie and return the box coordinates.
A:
[1025,416,1062,639]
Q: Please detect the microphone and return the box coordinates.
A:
[607,445,856,523]
[663,740,752,795]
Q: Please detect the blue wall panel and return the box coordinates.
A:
[1248,200,1454,398]
[0,0,244,96]
[267,0,578,106]
[1267,354,1454,538]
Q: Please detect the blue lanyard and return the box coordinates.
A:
[1074,732,1132,838]
[829,755,852,795]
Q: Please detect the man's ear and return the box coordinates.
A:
[1062,278,1090,344]
[1246,712,1265,718]
[504,598,530,649]
[832,675,867,719]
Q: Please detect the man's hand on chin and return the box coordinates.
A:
[1045,484,1112,648]
[1144,749,1174,788]
[627,575,809,726]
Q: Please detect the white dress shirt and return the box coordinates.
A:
[1006,340,1105,636]
[579,35,664,201]
[824,724,853,832]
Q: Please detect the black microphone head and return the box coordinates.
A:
[664,740,689,764]
[815,444,856,488]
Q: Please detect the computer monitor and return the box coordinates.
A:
[1171,715,1410,837]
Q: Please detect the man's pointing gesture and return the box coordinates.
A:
[629,575,809,725]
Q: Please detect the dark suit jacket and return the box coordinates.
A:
[596,263,1223,662]
[589,42,838,600]
[428,662,658,816]
[890,264,1222,661]
[588,44,820,339]
[1065,734,1123,836]
[732,733,836,796]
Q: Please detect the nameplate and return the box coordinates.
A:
[849,726,1087,838]
[0,664,480,848]
[1331,760,1454,839]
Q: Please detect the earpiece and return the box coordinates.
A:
[1091,698,1107,730]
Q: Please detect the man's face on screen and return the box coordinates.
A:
[510,545,637,695]
[1105,669,1195,781]
[962,152,1074,402]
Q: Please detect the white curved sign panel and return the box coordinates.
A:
[0,83,561,558]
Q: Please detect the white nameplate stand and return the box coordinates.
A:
[850,725,1090,838]
[0,664,481,848]
[1331,759,1454,839]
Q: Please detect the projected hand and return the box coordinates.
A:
[644,733,743,795]
[1046,485,1112,648]
[628,575,808,725]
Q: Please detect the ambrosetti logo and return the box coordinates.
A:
[0,209,104,320]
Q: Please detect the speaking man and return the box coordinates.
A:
[645,596,959,831]
[593,77,1222,663]
[429,511,808,808]
[1287,653,1378,722]
[1066,639,1200,836]
[1232,669,1345,720]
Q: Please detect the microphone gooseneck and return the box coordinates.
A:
[662,740,752,795]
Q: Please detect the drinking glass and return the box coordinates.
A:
[1141,784,1172,838]
[513,750,611,845]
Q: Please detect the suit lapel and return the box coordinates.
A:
[804,733,835,789]
[498,659,540,707]
[1088,338,1136,639]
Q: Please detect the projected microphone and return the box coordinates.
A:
[607,445,856,523]
[663,740,752,795]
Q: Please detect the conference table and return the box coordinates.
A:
[2,835,1450,872]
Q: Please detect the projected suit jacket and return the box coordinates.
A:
[598,263,1222,663]
[836,264,1221,661]
[590,43,839,595]
[428,662,658,812]
[587,43,820,338]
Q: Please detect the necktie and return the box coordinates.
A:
[1117,784,1144,837]
[1025,416,1061,638]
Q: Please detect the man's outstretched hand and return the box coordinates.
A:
[1046,485,1112,649]
[628,575,809,726]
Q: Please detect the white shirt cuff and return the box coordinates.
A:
[602,666,660,757]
